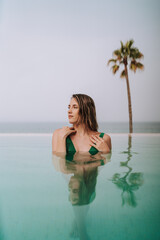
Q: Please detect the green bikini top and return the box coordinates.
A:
[66,132,105,160]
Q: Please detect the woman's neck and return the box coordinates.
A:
[72,123,90,137]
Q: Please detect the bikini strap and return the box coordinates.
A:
[99,132,105,138]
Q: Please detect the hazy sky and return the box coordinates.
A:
[0,0,160,122]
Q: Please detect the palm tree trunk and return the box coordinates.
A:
[124,65,133,133]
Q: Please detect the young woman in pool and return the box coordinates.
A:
[52,94,111,154]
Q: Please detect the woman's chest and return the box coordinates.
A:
[70,136,91,152]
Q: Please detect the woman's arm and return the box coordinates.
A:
[52,129,66,153]
[52,126,76,153]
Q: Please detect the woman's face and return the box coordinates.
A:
[68,97,80,124]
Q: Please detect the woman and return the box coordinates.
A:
[52,94,111,154]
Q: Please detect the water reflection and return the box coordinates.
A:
[111,135,143,207]
[0,209,4,240]
[52,152,111,240]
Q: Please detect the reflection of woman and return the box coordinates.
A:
[52,152,111,205]
[68,160,100,240]
[52,152,111,240]
[68,161,98,206]
[52,94,111,154]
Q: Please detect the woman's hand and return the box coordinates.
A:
[59,126,76,139]
[90,134,111,153]
[52,126,76,152]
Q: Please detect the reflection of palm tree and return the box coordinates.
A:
[108,40,144,133]
[112,135,143,207]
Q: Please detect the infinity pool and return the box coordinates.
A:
[0,134,160,240]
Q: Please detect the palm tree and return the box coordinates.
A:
[108,40,144,133]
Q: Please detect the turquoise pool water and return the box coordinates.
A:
[0,134,160,240]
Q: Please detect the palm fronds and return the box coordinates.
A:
[107,58,117,65]
[130,60,144,72]
[120,70,126,78]
[112,65,119,74]
[108,39,144,77]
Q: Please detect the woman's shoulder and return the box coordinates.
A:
[95,131,111,138]
[92,131,111,140]
[52,128,61,138]
[53,128,61,133]
[102,133,111,139]
[94,132,111,149]
[102,133,112,150]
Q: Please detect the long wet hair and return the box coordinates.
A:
[72,94,98,131]
[68,167,98,206]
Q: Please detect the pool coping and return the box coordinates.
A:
[0,133,160,136]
